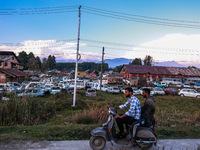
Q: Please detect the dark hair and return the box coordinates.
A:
[125,87,133,93]
[143,88,151,95]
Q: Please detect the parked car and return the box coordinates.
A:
[116,85,125,91]
[194,85,200,89]
[132,87,140,95]
[50,86,61,94]
[0,83,17,93]
[96,84,108,91]
[156,82,168,88]
[183,83,190,88]
[107,87,120,94]
[138,87,155,96]
[86,88,96,97]
[178,88,200,98]
[176,83,183,87]
[18,88,44,97]
[164,88,178,95]
[66,87,78,94]
[153,88,165,95]
[7,82,22,93]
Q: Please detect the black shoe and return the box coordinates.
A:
[116,132,126,139]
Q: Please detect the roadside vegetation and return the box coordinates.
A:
[0,90,200,142]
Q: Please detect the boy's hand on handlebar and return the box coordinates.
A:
[114,106,120,109]
[115,115,121,119]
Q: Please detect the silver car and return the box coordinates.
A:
[178,88,200,98]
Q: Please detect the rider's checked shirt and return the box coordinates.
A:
[119,95,141,120]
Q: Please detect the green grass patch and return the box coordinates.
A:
[1,91,200,141]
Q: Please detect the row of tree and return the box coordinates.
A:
[17,51,109,72]
[17,51,154,73]
[17,51,56,71]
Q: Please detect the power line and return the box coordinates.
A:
[0,10,77,15]
[82,6,200,24]
[80,39,200,53]
[82,10,200,29]
[0,6,79,15]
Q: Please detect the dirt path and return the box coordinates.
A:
[0,139,200,150]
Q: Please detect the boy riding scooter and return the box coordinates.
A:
[89,87,157,150]
[114,87,141,139]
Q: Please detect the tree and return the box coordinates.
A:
[41,58,48,72]
[113,65,123,72]
[17,51,28,70]
[130,58,142,65]
[35,56,42,70]
[144,55,153,66]
[47,55,56,70]
[28,52,35,59]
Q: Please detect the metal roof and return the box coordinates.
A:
[121,65,200,77]
[123,65,173,75]
[0,69,28,77]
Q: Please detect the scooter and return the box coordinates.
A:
[89,107,157,150]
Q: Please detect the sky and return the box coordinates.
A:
[1,0,200,67]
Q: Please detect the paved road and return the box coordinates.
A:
[0,139,200,150]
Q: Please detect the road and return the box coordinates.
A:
[0,139,200,150]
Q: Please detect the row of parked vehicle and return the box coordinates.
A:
[96,85,200,98]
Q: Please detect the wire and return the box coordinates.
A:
[82,10,200,29]
[0,6,79,15]
[82,6,200,24]
[0,10,77,15]
[80,39,200,53]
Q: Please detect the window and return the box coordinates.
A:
[5,62,7,66]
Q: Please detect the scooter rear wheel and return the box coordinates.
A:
[90,136,106,150]
[136,129,155,150]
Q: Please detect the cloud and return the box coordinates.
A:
[122,34,200,67]
[0,40,102,62]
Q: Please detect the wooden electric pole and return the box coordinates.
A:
[100,47,105,91]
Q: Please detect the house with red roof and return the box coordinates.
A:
[119,65,200,82]
[0,51,27,83]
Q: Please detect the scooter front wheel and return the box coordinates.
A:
[90,136,106,150]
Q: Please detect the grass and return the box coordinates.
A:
[0,90,200,142]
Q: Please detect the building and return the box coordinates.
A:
[77,71,87,78]
[107,74,123,84]
[0,51,27,83]
[119,65,200,82]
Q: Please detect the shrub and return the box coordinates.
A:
[0,96,56,126]
[73,104,109,124]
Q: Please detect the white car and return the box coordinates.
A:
[107,87,120,94]
[183,83,190,88]
[132,87,140,95]
[176,83,183,87]
[178,88,200,98]
[139,87,155,96]
[50,86,61,94]
[194,85,200,89]
[153,88,165,95]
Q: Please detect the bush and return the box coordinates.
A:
[0,96,56,126]
[73,104,109,124]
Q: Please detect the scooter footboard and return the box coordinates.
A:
[91,127,109,141]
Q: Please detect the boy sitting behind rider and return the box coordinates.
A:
[114,87,141,139]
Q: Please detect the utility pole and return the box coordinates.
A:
[73,6,81,107]
[100,47,105,91]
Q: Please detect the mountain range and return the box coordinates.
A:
[57,58,188,68]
